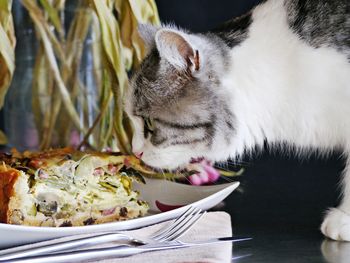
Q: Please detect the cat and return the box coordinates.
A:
[125,0,350,241]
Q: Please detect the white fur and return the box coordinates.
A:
[225,1,350,156]
[133,0,350,241]
[220,0,350,241]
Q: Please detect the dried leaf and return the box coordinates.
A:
[22,0,85,134]
[39,0,64,38]
[92,0,131,153]
[0,129,7,145]
[14,0,160,154]
[217,168,244,177]
[0,0,15,109]
[115,0,160,69]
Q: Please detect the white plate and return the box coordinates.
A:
[0,178,239,249]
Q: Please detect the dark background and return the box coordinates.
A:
[154,0,343,262]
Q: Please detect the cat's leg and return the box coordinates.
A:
[321,155,350,241]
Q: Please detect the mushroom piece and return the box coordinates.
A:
[36,193,59,216]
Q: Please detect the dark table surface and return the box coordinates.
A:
[218,151,344,263]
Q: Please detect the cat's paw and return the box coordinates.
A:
[321,240,350,263]
[321,208,350,241]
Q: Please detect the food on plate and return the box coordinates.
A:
[0,148,148,227]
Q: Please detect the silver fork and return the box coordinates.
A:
[0,206,204,261]
[4,236,252,263]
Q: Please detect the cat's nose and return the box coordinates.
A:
[134,152,144,159]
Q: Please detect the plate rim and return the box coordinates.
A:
[0,181,239,233]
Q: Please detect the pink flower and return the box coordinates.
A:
[188,173,202,185]
[202,161,220,182]
[187,159,220,185]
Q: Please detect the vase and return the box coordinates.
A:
[4,1,99,151]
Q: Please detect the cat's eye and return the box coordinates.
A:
[143,117,154,138]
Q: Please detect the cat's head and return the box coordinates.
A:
[125,24,235,170]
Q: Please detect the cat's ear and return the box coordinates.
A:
[155,29,200,72]
[138,23,159,50]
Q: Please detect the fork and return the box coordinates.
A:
[0,206,204,261]
[4,236,252,263]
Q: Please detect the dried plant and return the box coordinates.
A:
[18,0,160,152]
[0,0,16,144]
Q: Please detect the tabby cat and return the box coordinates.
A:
[125,0,350,241]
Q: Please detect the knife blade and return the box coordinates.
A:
[2,237,251,263]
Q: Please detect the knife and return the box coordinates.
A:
[2,237,251,263]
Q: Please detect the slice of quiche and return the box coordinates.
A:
[0,148,148,227]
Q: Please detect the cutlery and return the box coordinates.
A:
[0,207,204,261]
[2,236,252,263]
